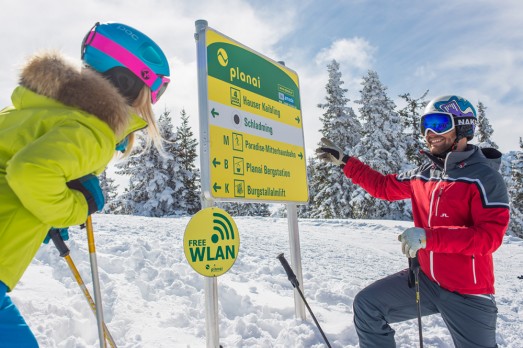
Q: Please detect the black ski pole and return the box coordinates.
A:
[410,255,423,348]
[277,253,332,348]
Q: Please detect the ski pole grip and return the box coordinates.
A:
[50,229,70,257]
[277,253,299,288]
[409,255,420,275]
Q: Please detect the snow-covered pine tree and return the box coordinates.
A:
[351,70,409,220]
[398,91,429,167]
[114,111,177,217]
[113,141,148,215]
[296,156,319,218]
[99,169,119,213]
[310,59,362,219]
[173,109,201,215]
[474,101,499,149]
[508,138,523,237]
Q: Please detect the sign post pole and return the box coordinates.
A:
[287,203,306,320]
[202,198,220,348]
[204,275,219,348]
[196,20,221,348]
[184,200,240,348]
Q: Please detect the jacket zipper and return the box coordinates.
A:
[435,186,443,217]
[472,255,477,284]
[428,180,443,285]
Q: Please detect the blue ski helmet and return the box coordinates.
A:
[422,95,477,141]
[81,22,170,104]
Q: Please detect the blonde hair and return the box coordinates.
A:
[120,86,165,158]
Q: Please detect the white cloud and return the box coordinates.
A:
[2,0,522,153]
[315,37,376,71]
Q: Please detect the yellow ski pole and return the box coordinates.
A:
[50,227,116,348]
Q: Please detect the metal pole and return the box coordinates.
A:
[277,254,331,347]
[86,216,106,348]
[50,229,117,347]
[201,196,220,348]
[195,19,220,348]
[411,256,424,348]
[286,203,306,320]
[204,276,220,348]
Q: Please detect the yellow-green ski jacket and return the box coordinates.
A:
[0,52,146,290]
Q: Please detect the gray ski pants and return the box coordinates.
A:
[353,268,498,348]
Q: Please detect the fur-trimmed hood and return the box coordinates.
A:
[19,51,130,137]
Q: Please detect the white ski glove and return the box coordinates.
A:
[398,227,427,258]
[315,137,350,168]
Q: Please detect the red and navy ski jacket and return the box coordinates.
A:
[343,145,510,295]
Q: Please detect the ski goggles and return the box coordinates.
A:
[420,112,455,136]
[81,23,170,104]
[150,76,170,104]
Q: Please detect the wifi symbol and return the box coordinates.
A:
[211,212,235,243]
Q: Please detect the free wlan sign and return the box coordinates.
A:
[183,207,240,277]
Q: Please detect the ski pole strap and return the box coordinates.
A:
[277,253,300,288]
[50,229,71,257]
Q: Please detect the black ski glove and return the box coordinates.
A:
[315,137,350,168]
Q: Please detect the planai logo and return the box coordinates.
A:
[217,48,228,67]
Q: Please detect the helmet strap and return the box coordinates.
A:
[433,128,461,159]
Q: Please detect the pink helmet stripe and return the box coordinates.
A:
[87,31,160,90]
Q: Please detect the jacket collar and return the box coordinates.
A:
[422,145,502,172]
[18,51,132,138]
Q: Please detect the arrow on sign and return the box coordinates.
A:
[211,108,219,118]
[212,158,221,168]
[295,116,301,124]
[213,182,222,192]
[298,152,303,160]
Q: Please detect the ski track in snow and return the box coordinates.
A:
[11,215,523,347]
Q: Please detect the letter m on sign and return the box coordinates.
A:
[223,135,229,145]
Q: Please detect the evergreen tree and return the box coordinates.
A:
[99,169,119,213]
[173,109,201,215]
[113,141,148,215]
[398,91,429,167]
[297,156,319,218]
[508,138,523,237]
[351,70,408,220]
[310,59,362,219]
[475,101,499,149]
[114,111,178,217]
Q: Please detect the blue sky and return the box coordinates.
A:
[1,0,522,154]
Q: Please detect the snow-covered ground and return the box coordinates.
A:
[12,214,523,347]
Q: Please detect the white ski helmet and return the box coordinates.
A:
[422,95,477,141]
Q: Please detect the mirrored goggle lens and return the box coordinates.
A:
[420,112,455,135]
[151,77,170,104]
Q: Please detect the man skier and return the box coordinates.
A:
[316,95,510,347]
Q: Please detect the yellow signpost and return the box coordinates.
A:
[195,20,307,348]
[184,207,239,277]
[200,28,308,203]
